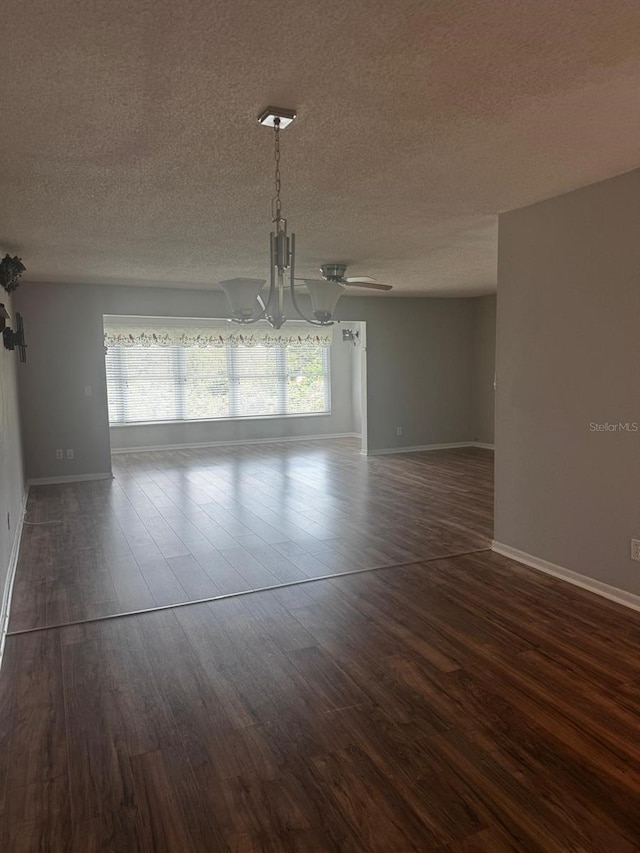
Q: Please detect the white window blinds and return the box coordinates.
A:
[104,318,331,425]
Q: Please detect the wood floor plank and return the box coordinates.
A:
[108,562,157,612]
[60,640,136,825]
[234,536,308,584]
[129,750,198,853]
[285,645,370,712]
[241,590,317,653]
[417,727,612,853]
[187,542,258,595]
[218,546,282,590]
[71,807,148,853]
[165,553,221,599]
[0,638,18,818]
[134,555,189,607]
[6,631,67,790]
[307,744,441,851]
[313,702,485,847]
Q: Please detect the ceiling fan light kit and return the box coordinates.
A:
[220,108,392,330]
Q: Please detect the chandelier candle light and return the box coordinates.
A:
[220,108,392,328]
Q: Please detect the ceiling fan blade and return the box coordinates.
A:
[344,276,379,283]
[294,278,347,288]
[344,281,392,291]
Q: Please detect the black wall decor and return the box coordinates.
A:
[3,312,27,362]
[0,254,26,293]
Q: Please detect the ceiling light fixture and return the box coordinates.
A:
[220,108,342,329]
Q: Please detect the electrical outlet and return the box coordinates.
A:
[84,385,93,397]
[56,449,63,460]
[66,449,74,460]
[396,426,403,436]
[631,540,640,562]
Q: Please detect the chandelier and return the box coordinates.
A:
[219,107,344,329]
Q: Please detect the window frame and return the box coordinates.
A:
[105,329,332,427]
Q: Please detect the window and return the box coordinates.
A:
[104,318,331,425]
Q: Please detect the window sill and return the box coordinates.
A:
[109,412,332,428]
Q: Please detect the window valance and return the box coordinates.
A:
[103,316,332,349]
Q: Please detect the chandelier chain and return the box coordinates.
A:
[273,118,282,222]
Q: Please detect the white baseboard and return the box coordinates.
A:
[0,487,29,671]
[492,541,640,614]
[473,442,495,450]
[110,432,361,455]
[366,441,494,456]
[27,472,114,486]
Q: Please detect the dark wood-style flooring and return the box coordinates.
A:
[9,440,493,632]
[4,441,640,851]
[4,550,640,850]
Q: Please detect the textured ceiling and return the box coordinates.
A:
[1,0,639,296]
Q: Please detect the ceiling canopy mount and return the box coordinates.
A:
[257,107,297,129]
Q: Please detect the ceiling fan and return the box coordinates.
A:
[297,264,392,292]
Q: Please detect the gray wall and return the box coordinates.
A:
[109,324,356,451]
[495,168,640,594]
[15,283,113,479]
[15,283,482,478]
[340,297,476,450]
[349,323,364,436]
[471,295,496,445]
[0,291,25,615]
